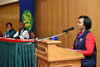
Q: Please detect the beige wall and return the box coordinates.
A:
[0,3,19,34]
[34,0,69,47]
[0,0,100,67]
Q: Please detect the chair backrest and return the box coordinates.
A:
[29,31,35,39]
[0,31,3,37]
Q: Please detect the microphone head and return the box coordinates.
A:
[63,27,74,32]
[50,36,58,40]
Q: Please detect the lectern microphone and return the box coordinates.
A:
[63,27,74,32]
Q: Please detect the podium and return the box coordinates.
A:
[36,40,84,67]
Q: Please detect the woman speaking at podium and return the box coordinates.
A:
[73,16,97,67]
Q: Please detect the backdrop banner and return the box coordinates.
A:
[20,0,34,32]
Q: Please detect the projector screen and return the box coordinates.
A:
[0,0,19,6]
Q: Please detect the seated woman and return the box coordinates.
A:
[0,31,3,37]
[4,22,16,38]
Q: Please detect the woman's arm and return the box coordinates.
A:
[78,33,95,56]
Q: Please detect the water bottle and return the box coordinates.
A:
[6,34,9,38]
[4,34,7,38]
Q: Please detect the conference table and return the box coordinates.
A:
[0,37,36,67]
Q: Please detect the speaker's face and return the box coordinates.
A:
[77,18,85,31]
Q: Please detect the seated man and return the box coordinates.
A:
[13,23,29,39]
[4,22,16,38]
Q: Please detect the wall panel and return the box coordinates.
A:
[35,0,69,47]
[0,3,19,34]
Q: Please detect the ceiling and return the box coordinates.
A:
[0,0,19,6]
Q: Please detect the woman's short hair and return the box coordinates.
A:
[78,16,92,30]
[6,22,12,27]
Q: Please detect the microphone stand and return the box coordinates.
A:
[34,32,66,41]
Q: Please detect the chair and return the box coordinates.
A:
[0,31,3,37]
[29,31,35,39]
